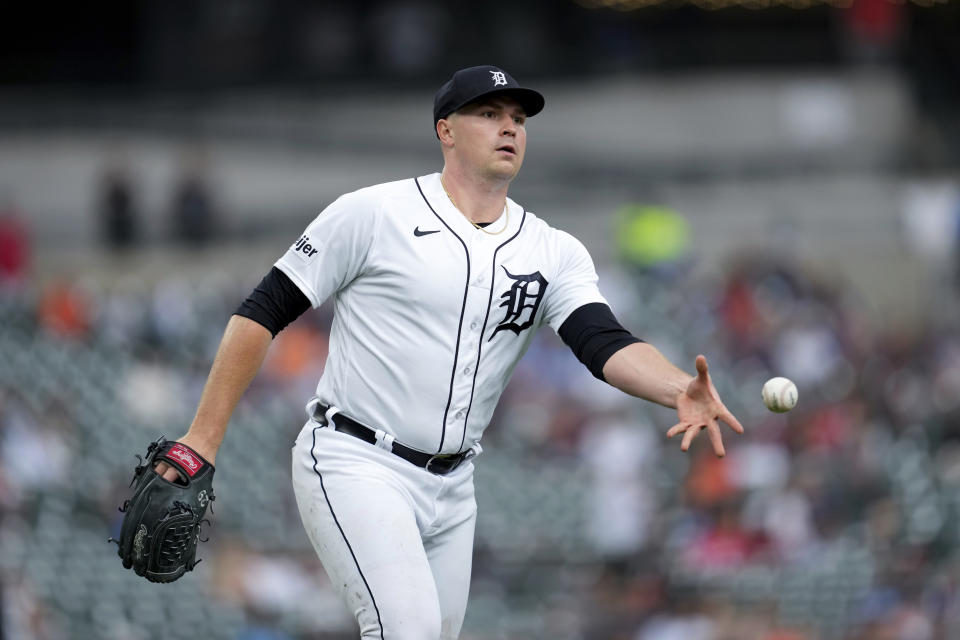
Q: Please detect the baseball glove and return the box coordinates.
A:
[111,437,215,583]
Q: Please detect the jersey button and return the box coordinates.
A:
[463,366,472,375]
[455,410,465,420]
[470,322,479,330]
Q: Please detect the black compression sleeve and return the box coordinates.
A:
[234,267,311,337]
[558,302,643,381]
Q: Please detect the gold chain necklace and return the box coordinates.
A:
[440,176,509,236]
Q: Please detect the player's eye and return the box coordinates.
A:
[482,111,496,118]
[513,116,525,125]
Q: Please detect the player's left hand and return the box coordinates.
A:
[666,354,744,457]
[155,433,218,482]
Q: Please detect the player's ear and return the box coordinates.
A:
[437,118,454,146]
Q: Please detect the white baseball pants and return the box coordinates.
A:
[292,421,477,639]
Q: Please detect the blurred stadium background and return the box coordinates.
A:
[2,1,960,638]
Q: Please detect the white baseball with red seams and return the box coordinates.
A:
[762,377,799,413]
[278,172,607,638]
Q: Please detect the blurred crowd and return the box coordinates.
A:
[2,217,960,639]
[480,247,960,639]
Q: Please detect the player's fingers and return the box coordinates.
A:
[721,408,746,434]
[154,461,181,483]
[666,422,691,439]
[695,355,709,381]
[680,424,703,451]
[706,421,725,457]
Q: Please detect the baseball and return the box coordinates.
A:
[762,377,798,413]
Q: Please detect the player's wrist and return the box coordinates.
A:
[673,388,688,409]
[178,431,220,465]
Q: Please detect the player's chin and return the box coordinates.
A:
[489,157,522,179]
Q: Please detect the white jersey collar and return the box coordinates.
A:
[417,173,519,239]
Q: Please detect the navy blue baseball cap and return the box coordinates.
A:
[433,65,545,130]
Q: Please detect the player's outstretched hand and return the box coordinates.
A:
[666,355,744,457]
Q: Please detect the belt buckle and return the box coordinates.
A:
[425,454,461,475]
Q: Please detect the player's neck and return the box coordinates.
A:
[439,170,509,225]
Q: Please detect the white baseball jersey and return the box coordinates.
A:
[276,172,607,455]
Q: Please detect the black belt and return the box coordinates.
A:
[311,402,471,476]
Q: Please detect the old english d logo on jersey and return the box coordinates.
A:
[490,266,548,340]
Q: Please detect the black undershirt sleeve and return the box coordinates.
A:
[234,267,312,337]
[558,302,643,381]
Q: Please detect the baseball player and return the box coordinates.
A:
[156,65,744,638]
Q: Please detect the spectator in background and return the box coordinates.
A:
[99,164,139,249]
[0,195,29,289]
[614,203,690,281]
[171,147,218,246]
[635,592,715,640]
[840,0,905,64]
[37,280,91,340]
[0,393,72,493]
[581,407,659,559]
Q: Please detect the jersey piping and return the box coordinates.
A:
[458,208,528,452]
[310,425,385,638]
[414,177,471,454]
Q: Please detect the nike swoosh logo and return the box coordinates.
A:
[414,227,441,237]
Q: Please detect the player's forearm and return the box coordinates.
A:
[602,342,694,409]
[184,314,273,459]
